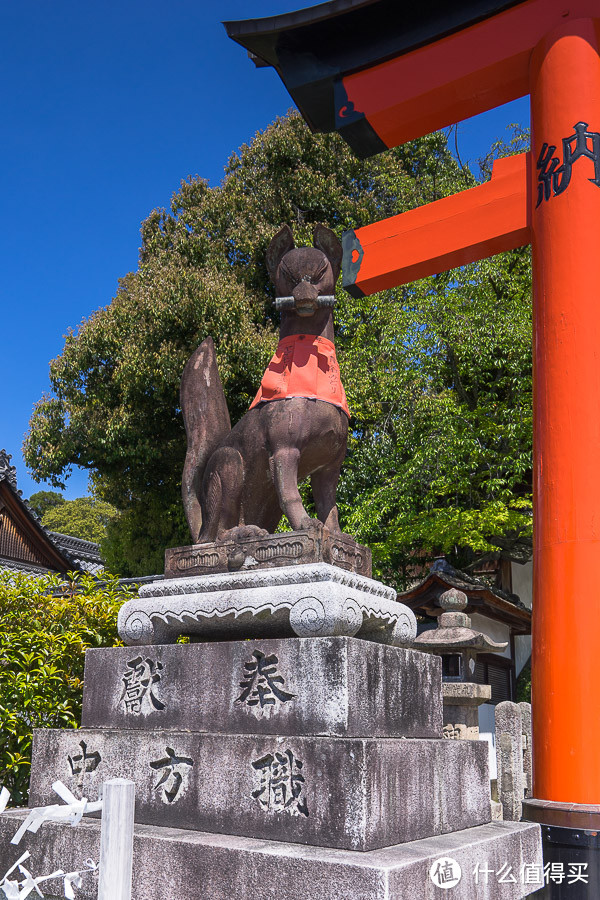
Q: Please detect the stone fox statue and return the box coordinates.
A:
[180,224,349,544]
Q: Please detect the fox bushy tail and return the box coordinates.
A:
[180,337,231,542]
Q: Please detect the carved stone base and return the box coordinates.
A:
[0,812,544,900]
[82,638,443,739]
[118,563,417,647]
[164,525,372,578]
[29,727,491,851]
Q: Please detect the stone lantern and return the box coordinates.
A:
[413,586,507,740]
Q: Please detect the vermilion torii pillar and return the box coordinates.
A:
[227,0,600,824]
[530,19,600,812]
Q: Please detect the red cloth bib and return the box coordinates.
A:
[249,334,350,417]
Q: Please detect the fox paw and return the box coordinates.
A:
[299,516,323,532]
[219,525,269,542]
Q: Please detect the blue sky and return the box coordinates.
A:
[1,0,529,502]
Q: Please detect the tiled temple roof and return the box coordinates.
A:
[0,449,103,576]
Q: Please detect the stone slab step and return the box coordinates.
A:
[29,728,490,852]
[0,811,543,900]
[82,637,442,738]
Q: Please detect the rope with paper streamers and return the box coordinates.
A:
[0,783,99,899]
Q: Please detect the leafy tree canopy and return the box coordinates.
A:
[41,496,118,543]
[28,490,65,519]
[24,112,532,583]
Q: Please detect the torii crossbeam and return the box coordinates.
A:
[227,0,600,832]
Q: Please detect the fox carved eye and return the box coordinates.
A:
[300,264,328,287]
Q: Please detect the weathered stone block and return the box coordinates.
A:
[29,728,490,851]
[496,701,527,821]
[0,812,544,900]
[520,701,532,797]
[442,682,491,740]
[117,563,417,646]
[82,637,443,738]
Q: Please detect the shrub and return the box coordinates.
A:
[516,658,531,703]
[0,570,133,805]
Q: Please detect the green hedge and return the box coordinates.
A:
[0,570,133,805]
[516,658,532,703]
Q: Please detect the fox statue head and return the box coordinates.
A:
[266,224,343,318]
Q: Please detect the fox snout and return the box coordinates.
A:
[293,276,319,316]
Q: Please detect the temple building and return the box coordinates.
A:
[0,450,103,576]
[397,556,532,776]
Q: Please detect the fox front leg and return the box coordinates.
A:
[311,463,343,535]
[270,448,316,531]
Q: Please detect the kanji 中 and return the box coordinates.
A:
[67,740,101,787]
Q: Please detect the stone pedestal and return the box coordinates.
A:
[29,728,491,851]
[0,634,543,898]
[117,563,418,647]
[0,812,543,900]
[165,525,372,578]
[81,639,442,738]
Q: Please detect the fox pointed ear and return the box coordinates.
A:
[266,225,295,282]
[313,224,343,282]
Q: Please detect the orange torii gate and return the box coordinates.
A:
[227,0,600,832]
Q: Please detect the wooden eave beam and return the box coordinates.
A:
[398,571,531,633]
[0,482,72,572]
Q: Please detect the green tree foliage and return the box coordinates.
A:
[24,112,532,582]
[0,570,131,804]
[337,248,532,584]
[517,660,532,703]
[28,490,65,519]
[42,496,118,543]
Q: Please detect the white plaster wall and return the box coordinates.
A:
[478,703,497,780]
[511,559,533,609]
[469,613,511,659]
[509,560,533,677]
[514,634,532,678]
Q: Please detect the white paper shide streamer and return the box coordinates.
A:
[0,784,99,899]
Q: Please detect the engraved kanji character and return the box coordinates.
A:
[120,656,165,715]
[251,749,308,817]
[150,746,193,804]
[236,650,294,713]
[67,740,101,786]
